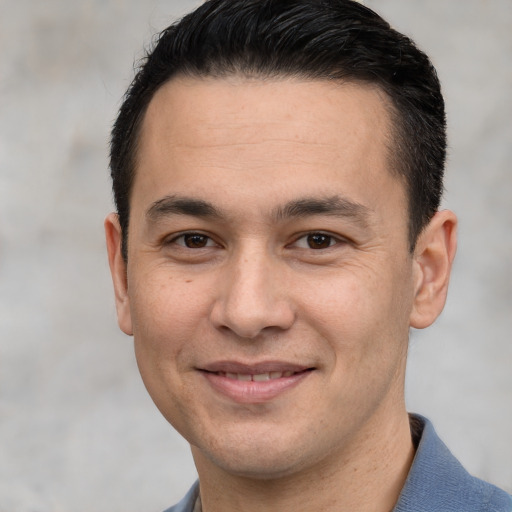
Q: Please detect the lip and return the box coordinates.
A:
[198,361,314,404]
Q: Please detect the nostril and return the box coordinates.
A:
[210,300,295,339]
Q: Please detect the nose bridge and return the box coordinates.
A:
[210,241,294,338]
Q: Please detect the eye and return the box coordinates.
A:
[172,233,216,249]
[293,232,340,250]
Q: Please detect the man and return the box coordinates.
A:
[105,0,512,511]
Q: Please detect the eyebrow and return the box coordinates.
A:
[146,195,222,222]
[146,194,371,227]
[274,196,371,226]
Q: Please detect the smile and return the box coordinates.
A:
[218,371,296,381]
[200,364,314,403]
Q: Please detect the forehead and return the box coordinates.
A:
[141,75,393,152]
[134,76,405,217]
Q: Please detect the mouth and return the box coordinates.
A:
[199,363,315,403]
[212,370,300,381]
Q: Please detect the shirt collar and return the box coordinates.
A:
[393,414,511,511]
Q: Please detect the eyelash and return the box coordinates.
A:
[167,231,345,251]
[291,232,344,250]
[168,232,219,249]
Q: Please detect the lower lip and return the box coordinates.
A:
[201,370,313,404]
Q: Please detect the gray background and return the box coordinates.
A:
[0,1,510,511]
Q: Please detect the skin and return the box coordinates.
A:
[105,76,457,512]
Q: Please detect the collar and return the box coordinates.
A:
[393,414,511,511]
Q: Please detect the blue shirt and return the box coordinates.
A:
[164,416,512,512]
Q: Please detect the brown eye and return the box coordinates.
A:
[307,233,333,249]
[183,233,210,248]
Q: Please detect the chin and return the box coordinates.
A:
[191,430,324,481]
[209,452,307,480]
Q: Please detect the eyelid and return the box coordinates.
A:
[290,231,348,249]
[166,231,219,248]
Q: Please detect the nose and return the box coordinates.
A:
[209,249,296,339]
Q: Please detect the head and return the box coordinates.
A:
[105,0,457,487]
[110,0,446,260]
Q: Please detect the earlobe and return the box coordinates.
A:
[410,210,457,329]
[104,213,133,336]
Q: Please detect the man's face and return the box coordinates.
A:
[110,77,420,478]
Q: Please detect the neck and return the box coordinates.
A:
[192,411,415,512]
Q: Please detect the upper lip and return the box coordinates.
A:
[200,361,313,374]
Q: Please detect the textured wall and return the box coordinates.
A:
[0,1,510,510]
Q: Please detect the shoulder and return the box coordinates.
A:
[162,481,199,512]
[394,415,512,512]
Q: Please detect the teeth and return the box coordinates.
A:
[221,371,295,381]
[253,373,270,381]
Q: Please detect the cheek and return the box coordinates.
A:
[130,269,207,331]
[302,263,412,359]
[128,272,211,425]
[302,272,378,336]
[128,269,215,377]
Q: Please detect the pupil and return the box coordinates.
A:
[185,234,207,248]
[308,233,330,249]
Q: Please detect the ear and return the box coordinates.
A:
[410,210,457,329]
[104,213,133,335]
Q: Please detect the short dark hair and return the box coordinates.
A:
[110,0,446,259]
